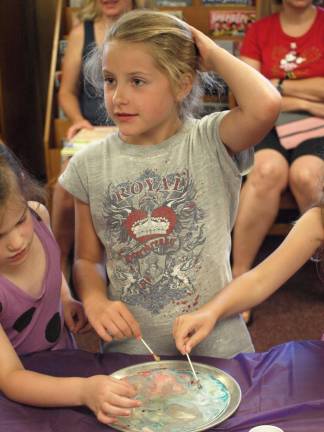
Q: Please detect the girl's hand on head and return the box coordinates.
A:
[189,25,219,72]
[173,308,217,355]
[62,298,89,334]
[85,298,142,343]
[67,119,94,140]
[82,375,141,425]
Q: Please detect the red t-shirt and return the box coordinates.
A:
[240,7,324,79]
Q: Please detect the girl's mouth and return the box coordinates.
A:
[115,113,138,121]
[8,247,27,262]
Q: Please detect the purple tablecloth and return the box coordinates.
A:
[1,340,324,431]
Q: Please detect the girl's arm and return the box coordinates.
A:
[0,325,140,424]
[174,207,324,354]
[190,27,281,153]
[74,198,141,342]
[58,24,94,139]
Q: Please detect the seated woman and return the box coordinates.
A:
[232,0,324,322]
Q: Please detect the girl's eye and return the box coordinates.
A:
[133,78,145,87]
[104,76,116,86]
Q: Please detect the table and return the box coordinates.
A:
[1,340,324,432]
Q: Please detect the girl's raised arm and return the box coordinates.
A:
[209,206,324,319]
[191,26,281,153]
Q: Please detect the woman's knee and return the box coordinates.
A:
[289,162,323,196]
[248,157,288,192]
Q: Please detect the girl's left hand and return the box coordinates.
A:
[189,25,219,72]
[173,308,217,355]
[63,298,90,334]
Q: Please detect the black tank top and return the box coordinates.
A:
[79,20,110,126]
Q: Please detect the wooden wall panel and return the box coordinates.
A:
[0,0,57,181]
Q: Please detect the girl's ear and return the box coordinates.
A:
[175,73,194,102]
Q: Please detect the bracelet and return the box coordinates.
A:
[276,78,285,95]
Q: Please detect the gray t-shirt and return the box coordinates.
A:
[60,112,254,358]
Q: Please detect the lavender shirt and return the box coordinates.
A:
[0,212,75,355]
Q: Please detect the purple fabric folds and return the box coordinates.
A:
[1,340,324,431]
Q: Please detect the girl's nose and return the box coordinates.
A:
[112,85,128,105]
[7,230,24,252]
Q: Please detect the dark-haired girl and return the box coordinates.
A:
[0,143,140,425]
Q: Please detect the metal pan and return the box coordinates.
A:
[110,360,241,432]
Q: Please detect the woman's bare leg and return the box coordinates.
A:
[232,150,289,278]
[232,150,289,323]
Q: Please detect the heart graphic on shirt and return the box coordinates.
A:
[124,207,176,243]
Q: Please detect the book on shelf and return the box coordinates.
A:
[209,10,256,37]
[214,39,241,56]
[61,126,117,158]
[55,70,62,89]
[57,106,67,120]
[57,39,68,69]
[59,39,68,56]
[68,0,83,6]
[156,0,192,6]
[203,0,253,4]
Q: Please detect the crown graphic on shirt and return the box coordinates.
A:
[131,214,170,239]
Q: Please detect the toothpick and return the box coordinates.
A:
[140,337,160,361]
[186,353,202,389]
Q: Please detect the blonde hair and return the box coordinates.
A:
[77,0,155,21]
[85,10,217,119]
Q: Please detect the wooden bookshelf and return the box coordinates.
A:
[44,0,68,193]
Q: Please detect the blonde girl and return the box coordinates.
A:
[60,10,281,358]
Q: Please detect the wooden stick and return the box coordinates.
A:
[186,353,202,389]
[140,337,160,361]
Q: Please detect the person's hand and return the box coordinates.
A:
[85,298,142,343]
[173,307,217,355]
[189,25,219,72]
[67,119,93,140]
[62,297,90,334]
[82,375,141,425]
